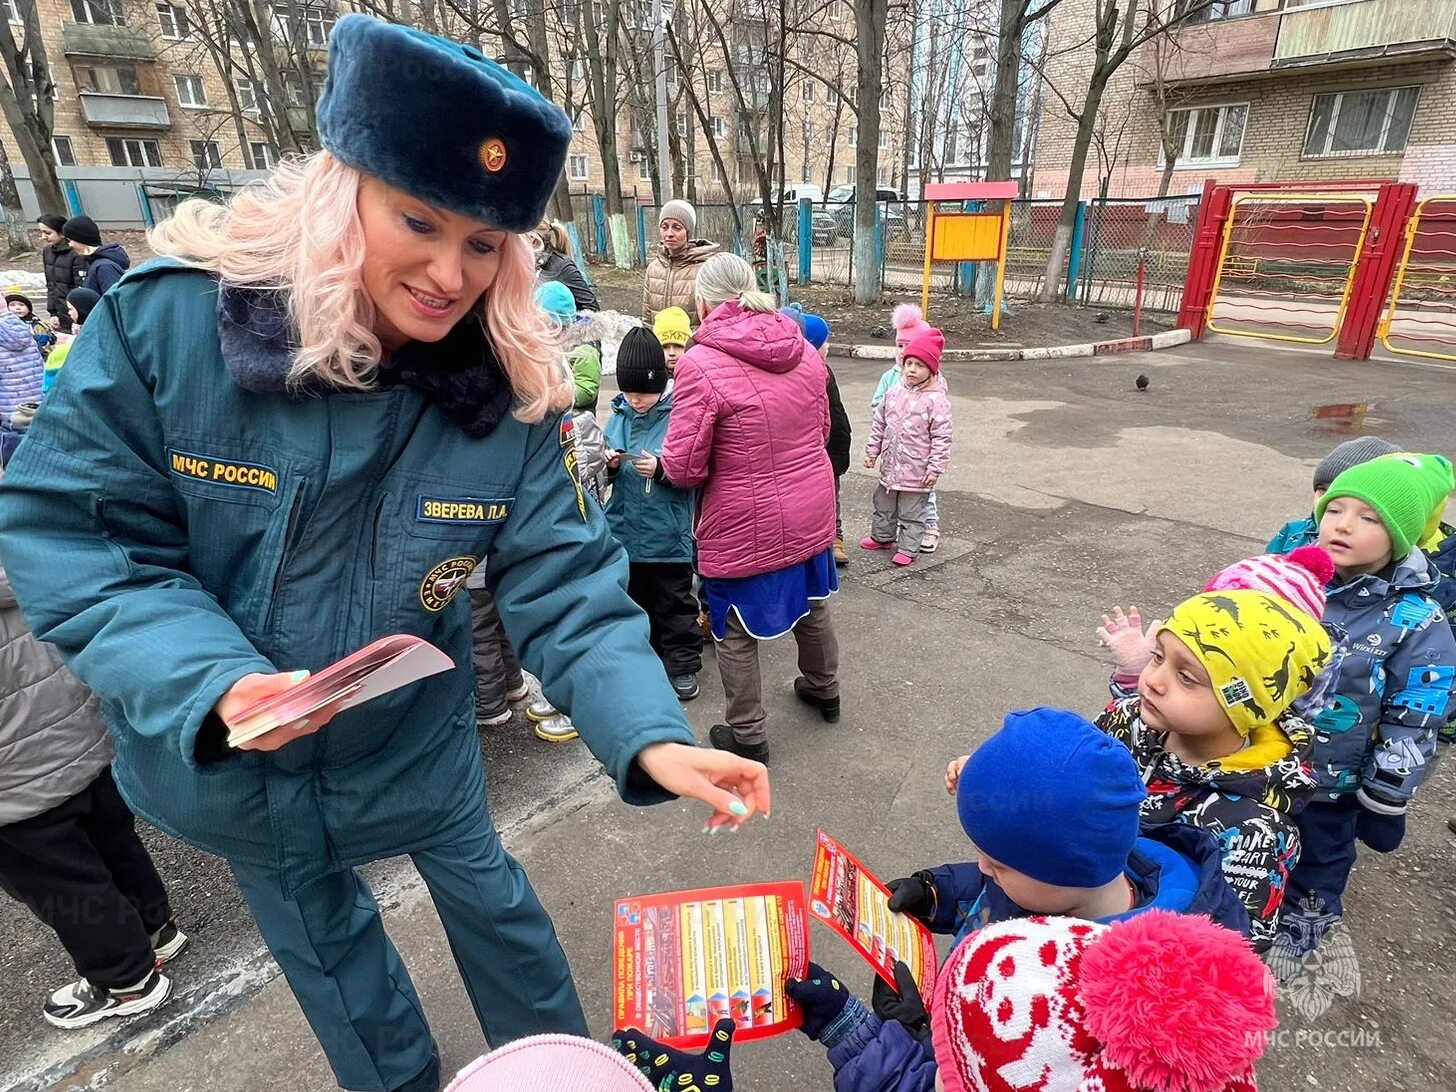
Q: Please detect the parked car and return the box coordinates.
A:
[831,188,907,236]
[811,209,840,244]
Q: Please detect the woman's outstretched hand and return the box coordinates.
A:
[215,671,345,752]
[636,742,771,832]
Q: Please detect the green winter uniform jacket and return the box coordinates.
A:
[0,263,694,896]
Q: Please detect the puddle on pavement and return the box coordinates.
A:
[1311,402,1379,432]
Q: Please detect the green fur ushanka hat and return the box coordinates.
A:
[317,15,571,232]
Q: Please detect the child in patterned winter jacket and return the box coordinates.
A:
[872,303,942,554]
[1089,589,1331,951]
[862,327,951,567]
[1275,453,1456,958]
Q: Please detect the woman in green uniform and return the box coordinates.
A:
[0,16,767,1092]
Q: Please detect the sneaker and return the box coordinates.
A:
[833,538,848,566]
[477,705,512,728]
[506,680,531,704]
[44,971,171,1029]
[525,697,559,723]
[920,528,940,554]
[708,723,769,764]
[671,673,701,701]
[892,552,916,566]
[793,676,841,723]
[149,918,189,964]
[534,714,580,743]
[860,537,892,551]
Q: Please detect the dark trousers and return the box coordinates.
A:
[469,586,524,714]
[627,562,703,676]
[1278,797,1362,954]
[0,768,171,989]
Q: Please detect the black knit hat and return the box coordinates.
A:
[67,286,101,325]
[616,327,669,394]
[62,215,102,247]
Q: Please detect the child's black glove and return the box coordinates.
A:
[784,961,852,1040]
[612,1018,735,1091]
[871,960,933,1054]
[886,870,939,924]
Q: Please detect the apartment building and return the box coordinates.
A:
[1032,0,1456,198]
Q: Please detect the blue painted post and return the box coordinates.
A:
[957,199,979,297]
[874,201,885,281]
[636,204,648,267]
[61,180,83,217]
[798,198,812,284]
[1066,201,1088,303]
[135,185,155,228]
[591,194,607,259]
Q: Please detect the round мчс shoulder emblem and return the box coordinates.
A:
[480,138,508,174]
[419,555,478,612]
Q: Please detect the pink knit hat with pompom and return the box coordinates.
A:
[931,911,1275,1092]
[892,302,931,346]
[1202,545,1332,621]
[444,1034,653,1092]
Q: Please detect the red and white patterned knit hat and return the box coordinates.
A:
[930,911,1276,1092]
[1202,545,1333,621]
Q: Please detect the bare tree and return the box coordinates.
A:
[851,0,886,303]
[0,0,64,216]
[0,137,31,254]
[1034,0,1213,300]
[984,0,1063,182]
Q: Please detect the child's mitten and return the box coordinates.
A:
[612,1018,735,1091]
[886,871,939,923]
[785,961,866,1047]
[870,960,932,1053]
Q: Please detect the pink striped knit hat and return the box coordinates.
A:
[892,302,931,347]
[1202,545,1333,621]
[444,1035,653,1092]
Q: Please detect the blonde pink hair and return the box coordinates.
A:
[149,152,561,421]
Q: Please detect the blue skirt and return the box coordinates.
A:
[703,548,839,641]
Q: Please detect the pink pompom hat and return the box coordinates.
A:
[444,1034,653,1092]
[1202,545,1333,621]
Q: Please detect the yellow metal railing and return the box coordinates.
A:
[1377,194,1456,363]
[1207,193,1373,345]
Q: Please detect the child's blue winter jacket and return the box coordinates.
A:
[602,389,695,564]
[1312,548,1456,810]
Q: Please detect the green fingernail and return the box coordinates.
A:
[729,800,748,817]
[290,670,309,682]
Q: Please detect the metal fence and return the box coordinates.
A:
[566,190,1201,313]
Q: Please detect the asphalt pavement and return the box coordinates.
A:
[6,335,1456,1092]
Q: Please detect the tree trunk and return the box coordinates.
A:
[0,138,32,256]
[0,4,65,216]
[581,0,625,219]
[852,0,887,304]
[1037,72,1110,301]
[985,0,1025,183]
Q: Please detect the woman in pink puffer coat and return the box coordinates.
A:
[661,253,839,764]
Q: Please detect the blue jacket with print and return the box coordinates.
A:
[814,822,1251,1092]
[602,389,695,564]
[1267,514,1318,555]
[1312,549,1456,809]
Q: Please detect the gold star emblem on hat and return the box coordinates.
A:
[480,138,508,173]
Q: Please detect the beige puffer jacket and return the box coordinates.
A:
[642,239,721,326]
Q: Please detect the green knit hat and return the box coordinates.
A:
[1315,453,1455,560]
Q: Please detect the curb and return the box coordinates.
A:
[831,326,1191,362]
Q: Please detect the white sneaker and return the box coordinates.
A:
[920,528,940,554]
[149,918,189,963]
[477,706,512,728]
[505,680,531,703]
[44,971,172,1029]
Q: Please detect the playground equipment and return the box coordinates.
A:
[919,181,1018,330]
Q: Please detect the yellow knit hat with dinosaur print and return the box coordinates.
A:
[1160,590,1332,737]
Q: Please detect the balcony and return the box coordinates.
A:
[1274,0,1456,69]
[1156,12,1281,85]
[78,92,170,129]
[61,21,154,60]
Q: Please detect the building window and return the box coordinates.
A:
[156,2,190,39]
[71,0,121,25]
[1164,102,1247,167]
[4,0,21,24]
[77,63,141,95]
[285,74,309,108]
[572,110,586,132]
[249,141,277,169]
[849,124,856,147]
[1304,86,1419,158]
[1177,0,1252,21]
[803,121,814,146]
[302,6,335,49]
[568,154,588,180]
[106,136,162,167]
[712,160,723,183]
[174,74,208,108]
[708,70,722,93]
[236,76,258,112]
[52,136,76,167]
[638,156,650,181]
[712,115,725,138]
[190,140,222,169]
[804,81,814,104]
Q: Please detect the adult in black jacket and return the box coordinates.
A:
[36,215,83,332]
[535,219,599,311]
[781,304,852,564]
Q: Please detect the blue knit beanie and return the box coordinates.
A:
[536,281,577,327]
[957,708,1147,888]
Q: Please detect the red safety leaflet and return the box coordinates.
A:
[613,882,809,1048]
[808,829,937,999]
